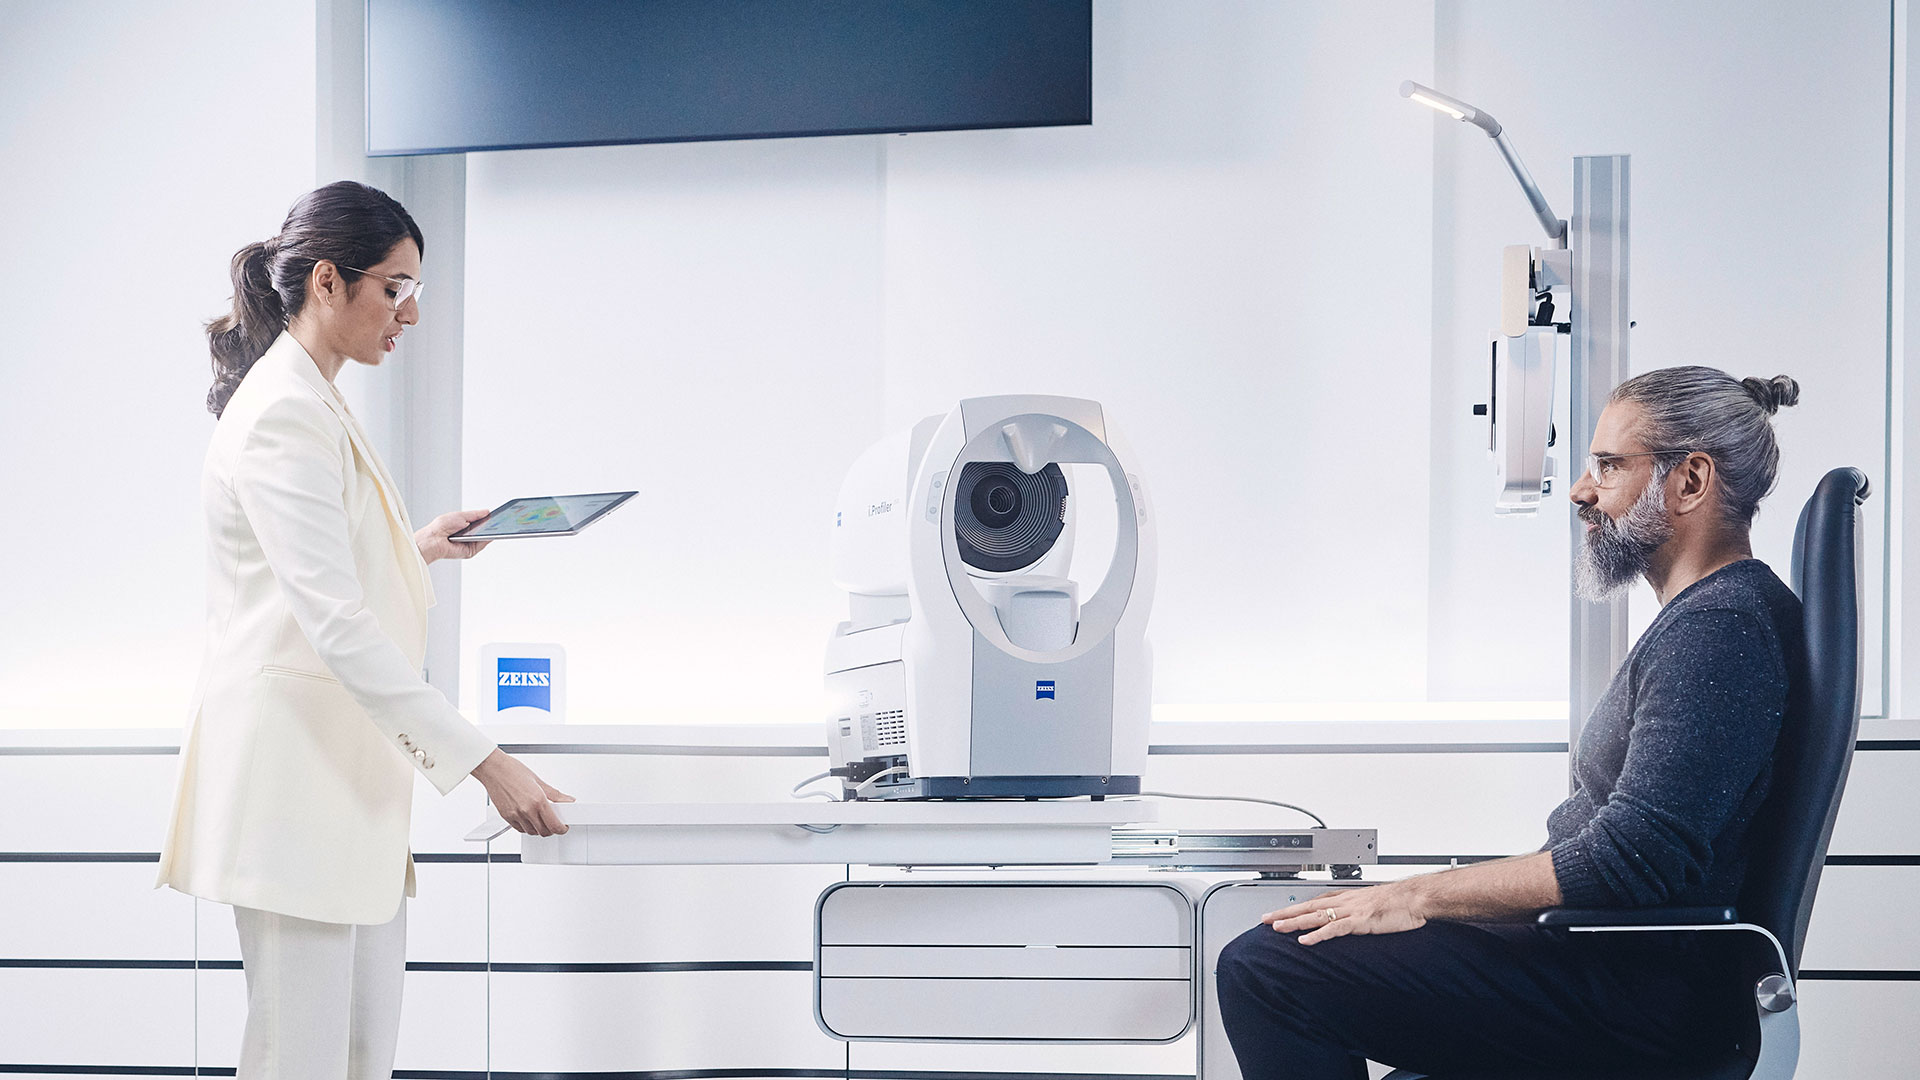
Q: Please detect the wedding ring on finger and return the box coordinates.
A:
[1323,909,1339,922]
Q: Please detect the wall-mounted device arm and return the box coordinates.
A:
[1401,80,1567,248]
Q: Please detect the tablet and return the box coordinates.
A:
[449,491,638,541]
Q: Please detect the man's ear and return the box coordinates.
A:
[1670,452,1717,516]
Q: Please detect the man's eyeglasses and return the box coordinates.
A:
[1585,449,1695,489]
[342,266,423,309]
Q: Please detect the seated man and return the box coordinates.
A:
[1216,366,1807,1079]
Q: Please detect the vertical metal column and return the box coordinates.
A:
[1568,155,1632,774]
[316,0,470,704]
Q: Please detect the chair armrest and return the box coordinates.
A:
[1536,905,1738,927]
[1531,911,1798,1080]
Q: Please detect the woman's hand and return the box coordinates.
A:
[1261,881,1428,945]
[471,749,575,836]
[416,508,492,564]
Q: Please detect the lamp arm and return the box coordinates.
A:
[1492,129,1568,247]
[1402,80,1567,247]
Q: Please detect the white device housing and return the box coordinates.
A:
[824,396,1156,799]
[1486,244,1566,515]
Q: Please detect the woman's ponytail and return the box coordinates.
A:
[202,181,424,419]
[205,239,287,418]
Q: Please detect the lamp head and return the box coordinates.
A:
[1400,80,1502,137]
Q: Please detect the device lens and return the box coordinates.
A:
[954,462,1068,573]
[976,480,1021,526]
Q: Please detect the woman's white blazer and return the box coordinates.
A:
[157,332,496,925]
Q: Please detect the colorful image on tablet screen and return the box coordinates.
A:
[464,494,629,537]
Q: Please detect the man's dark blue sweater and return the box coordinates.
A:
[1547,559,1805,909]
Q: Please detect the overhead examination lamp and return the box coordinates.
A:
[1400,80,1566,247]
[1399,78,1637,765]
[1402,78,1569,520]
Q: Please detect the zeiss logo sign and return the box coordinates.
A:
[1035,680,1056,700]
[498,658,552,712]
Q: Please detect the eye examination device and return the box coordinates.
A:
[1401,80,1572,517]
[824,395,1155,800]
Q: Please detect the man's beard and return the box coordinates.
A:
[1575,478,1674,601]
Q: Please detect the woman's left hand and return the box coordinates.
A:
[416,509,493,564]
[1262,881,1427,945]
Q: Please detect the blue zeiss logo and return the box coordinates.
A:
[1035,680,1056,700]
[497,658,551,712]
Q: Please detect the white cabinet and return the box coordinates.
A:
[815,880,1197,1042]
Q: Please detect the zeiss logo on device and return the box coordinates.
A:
[497,658,551,712]
[1035,680,1056,700]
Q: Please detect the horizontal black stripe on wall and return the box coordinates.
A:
[4,851,1914,868]
[0,851,519,864]
[1150,742,1568,755]
[0,959,236,970]
[0,1060,222,1068]
[483,1073,1197,1080]
[0,746,178,756]
[18,739,1538,758]
[458,1073,852,1080]
[9,953,1911,983]
[0,852,159,862]
[0,1060,230,1068]
[0,959,810,974]
[1382,853,1920,866]
[5,737,1916,758]
[499,744,828,757]
[0,1070,1199,1080]
[472,961,813,974]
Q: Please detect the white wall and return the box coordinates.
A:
[0,0,316,727]
[459,0,1900,721]
[459,3,1441,720]
[878,4,1438,704]
[1,1,1898,728]
[1425,1,1894,707]
[460,136,888,723]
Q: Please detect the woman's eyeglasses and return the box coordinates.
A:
[342,266,423,309]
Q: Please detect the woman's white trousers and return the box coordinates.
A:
[232,902,407,1080]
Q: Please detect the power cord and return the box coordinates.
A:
[1135,790,1328,829]
[790,771,841,801]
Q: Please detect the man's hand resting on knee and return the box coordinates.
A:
[1261,850,1563,945]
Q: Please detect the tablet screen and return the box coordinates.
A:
[460,493,634,538]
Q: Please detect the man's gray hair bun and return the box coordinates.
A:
[1741,374,1801,415]
[1609,365,1799,528]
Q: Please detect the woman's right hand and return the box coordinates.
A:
[472,748,575,836]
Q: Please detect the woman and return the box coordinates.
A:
[157,181,569,1079]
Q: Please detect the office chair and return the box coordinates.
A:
[1385,466,1871,1080]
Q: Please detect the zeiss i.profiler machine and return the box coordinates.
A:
[824,395,1154,800]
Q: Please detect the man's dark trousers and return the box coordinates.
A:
[1215,919,1739,1079]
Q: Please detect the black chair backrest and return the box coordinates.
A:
[1739,467,1869,975]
